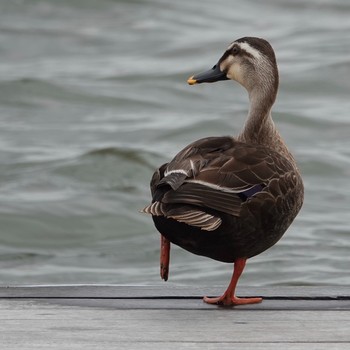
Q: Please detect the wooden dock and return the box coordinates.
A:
[1,285,349,349]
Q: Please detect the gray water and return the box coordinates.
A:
[1,0,350,287]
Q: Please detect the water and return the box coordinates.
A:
[0,0,350,287]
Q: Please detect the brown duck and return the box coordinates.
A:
[142,37,304,306]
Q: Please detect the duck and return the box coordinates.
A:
[142,37,304,306]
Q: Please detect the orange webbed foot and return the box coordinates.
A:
[203,258,263,306]
[203,294,262,306]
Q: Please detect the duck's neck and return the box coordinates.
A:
[237,89,296,165]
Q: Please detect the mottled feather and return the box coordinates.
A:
[144,136,303,237]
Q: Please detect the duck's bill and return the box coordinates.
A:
[187,63,228,85]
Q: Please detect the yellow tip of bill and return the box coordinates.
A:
[187,75,197,85]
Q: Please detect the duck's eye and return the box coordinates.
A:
[231,46,240,55]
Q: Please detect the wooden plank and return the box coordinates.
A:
[0,285,349,299]
[0,285,349,350]
[0,299,350,349]
[19,297,350,311]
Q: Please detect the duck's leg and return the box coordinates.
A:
[160,235,170,281]
[203,258,262,306]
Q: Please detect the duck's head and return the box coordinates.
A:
[188,37,279,99]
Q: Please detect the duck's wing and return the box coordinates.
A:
[143,136,301,230]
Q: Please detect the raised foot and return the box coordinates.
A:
[160,263,169,281]
[160,235,170,281]
[203,295,262,306]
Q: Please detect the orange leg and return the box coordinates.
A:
[203,258,262,306]
[160,235,170,281]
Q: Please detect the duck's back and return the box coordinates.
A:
[144,136,304,262]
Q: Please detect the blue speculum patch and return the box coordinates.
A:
[238,184,265,202]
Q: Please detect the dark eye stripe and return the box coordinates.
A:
[219,46,255,65]
[219,50,231,64]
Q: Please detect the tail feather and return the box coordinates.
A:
[141,202,222,231]
[140,201,165,216]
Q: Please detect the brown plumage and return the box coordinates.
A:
[142,37,304,306]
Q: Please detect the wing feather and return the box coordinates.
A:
[144,136,301,231]
[163,183,243,216]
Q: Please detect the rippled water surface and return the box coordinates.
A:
[1,0,350,286]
